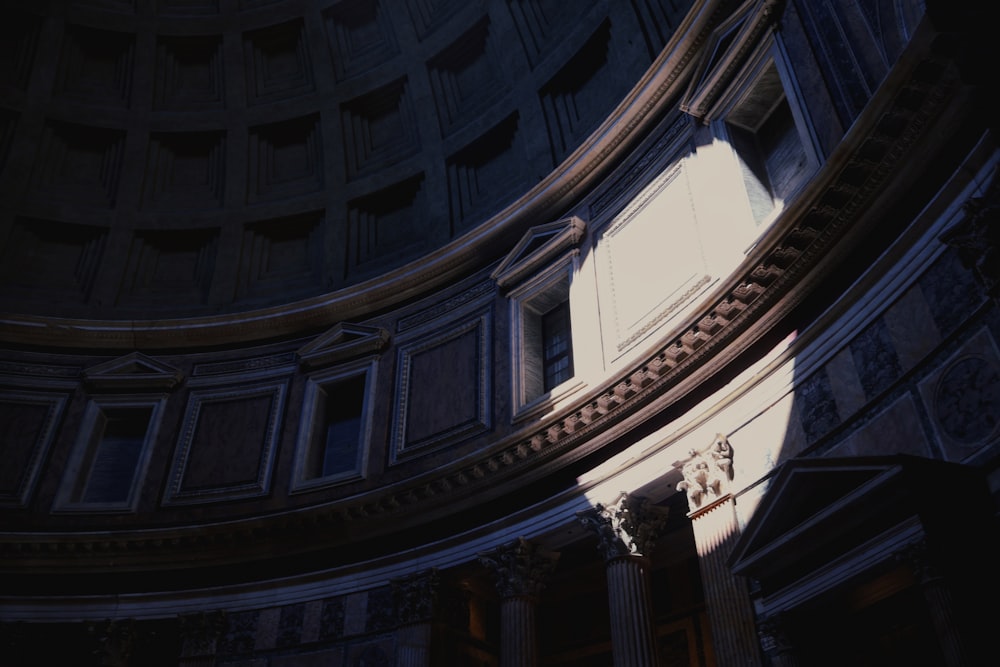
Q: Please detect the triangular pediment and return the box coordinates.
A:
[83,352,184,390]
[491,216,586,289]
[680,0,784,122]
[297,322,390,369]
[728,455,985,583]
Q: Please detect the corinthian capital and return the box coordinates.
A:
[478,537,560,598]
[577,492,669,560]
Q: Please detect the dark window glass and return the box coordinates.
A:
[81,407,152,504]
[307,374,365,479]
[542,300,573,392]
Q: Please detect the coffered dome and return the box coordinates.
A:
[0,0,690,324]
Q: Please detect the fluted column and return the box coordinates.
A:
[677,435,761,667]
[393,569,441,667]
[177,611,226,667]
[479,537,560,667]
[578,492,668,667]
[897,540,968,666]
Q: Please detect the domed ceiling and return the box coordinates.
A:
[0,0,692,324]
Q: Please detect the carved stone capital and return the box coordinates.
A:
[478,537,560,599]
[676,433,735,513]
[577,492,669,560]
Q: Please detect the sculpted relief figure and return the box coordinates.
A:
[677,434,734,511]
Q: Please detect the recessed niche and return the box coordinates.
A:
[117,228,219,307]
[142,131,226,209]
[427,17,505,137]
[0,218,107,302]
[403,0,468,41]
[243,18,315,106]
[539,19,613,164]
[341,78,419,180]
[247,114,323,202]
[153,34,225,110]
[30,121,126,207]
[54,24,135,107]
[345,174,426,275]
[445,112,522,232]
[237,211,324,299]
[0,10,42,90]
[505,0,597,68]
[323,0,399,82]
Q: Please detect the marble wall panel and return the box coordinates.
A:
[391,310,492,462]
[165,380,287,503]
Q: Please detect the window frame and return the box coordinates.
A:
[53,395,165,513]
[290,358,377,493]
[509,254,582,420]
[710,36,821,245]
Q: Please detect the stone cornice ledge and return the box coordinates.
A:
[0,17,971,577]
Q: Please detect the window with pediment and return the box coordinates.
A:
[493,216,587,418]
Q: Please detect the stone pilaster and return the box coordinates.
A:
[678,435,761,667]
[392,568,441,667]
[478,537,560,667]
[897,540,968,666]
[578,492,668,667]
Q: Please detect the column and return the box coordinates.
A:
[177,611,226,667]
[393,568,441,667]
[897,540,969,666]
[478,537,560,667]
[677,434,762,667]
[578,492,668,667]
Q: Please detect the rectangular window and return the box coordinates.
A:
[513,262,577,412]
[725,62,812,226]
[55,398,163,512]
[542,300,573,392]
[292,361,374,491]
[81,407,152,504]
[306,374,365,480]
